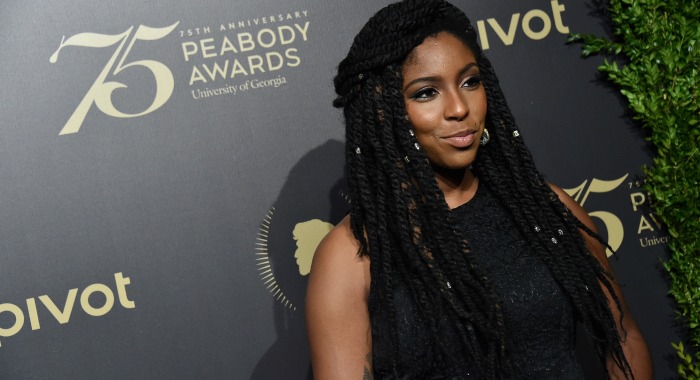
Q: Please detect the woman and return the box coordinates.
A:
[306,0,652,378]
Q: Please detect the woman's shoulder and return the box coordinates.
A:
[306,215,373,379]
[312,215,364,270]
[308,214,370,300]
[317,215,360,253]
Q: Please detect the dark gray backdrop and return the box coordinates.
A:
[0,1,679,378]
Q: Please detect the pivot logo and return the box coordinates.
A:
[50,22,179,135]
[476,0,570,50]
[0,272,135,347]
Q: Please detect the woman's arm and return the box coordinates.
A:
[550,184,653,379]
[306,216,373,379]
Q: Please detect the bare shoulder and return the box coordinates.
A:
[308,215,370,294]
[306,214,373,379]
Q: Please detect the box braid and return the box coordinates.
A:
[333,0,632,378]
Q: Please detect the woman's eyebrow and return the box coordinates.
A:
[403,62,478,92]
[403,75,440,91]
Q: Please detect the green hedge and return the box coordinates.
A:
[569,0,700,378]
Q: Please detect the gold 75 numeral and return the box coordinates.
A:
[563,174,628,257]
[49,22,180,135]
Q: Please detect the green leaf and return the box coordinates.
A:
[572,2,700,378]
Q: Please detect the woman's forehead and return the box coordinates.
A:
[403,32,476,74]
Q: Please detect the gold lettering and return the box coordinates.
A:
[220,36,238,55]
[80,284,115,317]
[200,38,217,58]
[230,59,249,78]
[26,298,40,330]
[258,28,276,48]
[278,25,295,45]
[266,51,284,71]
[487,14,520,46]
[248,55,265,74]
[182,41,198,61]
[285,48,301,67]
[564,174,628,256]
[0,272,135,347]
[115,273,136,308]
[39,289,78,325]
[202,61,229,81]
[476,20,490,50]
[630,192,646,212]
[0,304,25,341]
[294,22,310,41]
[238,32,255,52]
[51,22,179,135]
[189,65,207,85]
[638,215,655,234]
[551,0,570,34]
[522,10,551,40]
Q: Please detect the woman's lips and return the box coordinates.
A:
[442,130,477,148]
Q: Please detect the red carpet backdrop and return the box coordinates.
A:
[0,1,679,378]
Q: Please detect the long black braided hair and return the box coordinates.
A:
[333,0,632,378]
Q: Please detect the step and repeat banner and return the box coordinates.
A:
[0,1,679,378]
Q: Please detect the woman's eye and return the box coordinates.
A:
[410,88,438,101]
[462,76,482,89]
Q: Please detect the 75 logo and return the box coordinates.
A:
[50,22,179,135]
[564,174,628,257]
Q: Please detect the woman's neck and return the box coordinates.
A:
[434,167,478,209]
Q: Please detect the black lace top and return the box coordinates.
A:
[371,183,585,379]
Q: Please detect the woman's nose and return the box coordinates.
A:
[444,90,469,121]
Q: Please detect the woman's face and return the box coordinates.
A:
[402,32,487,171]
